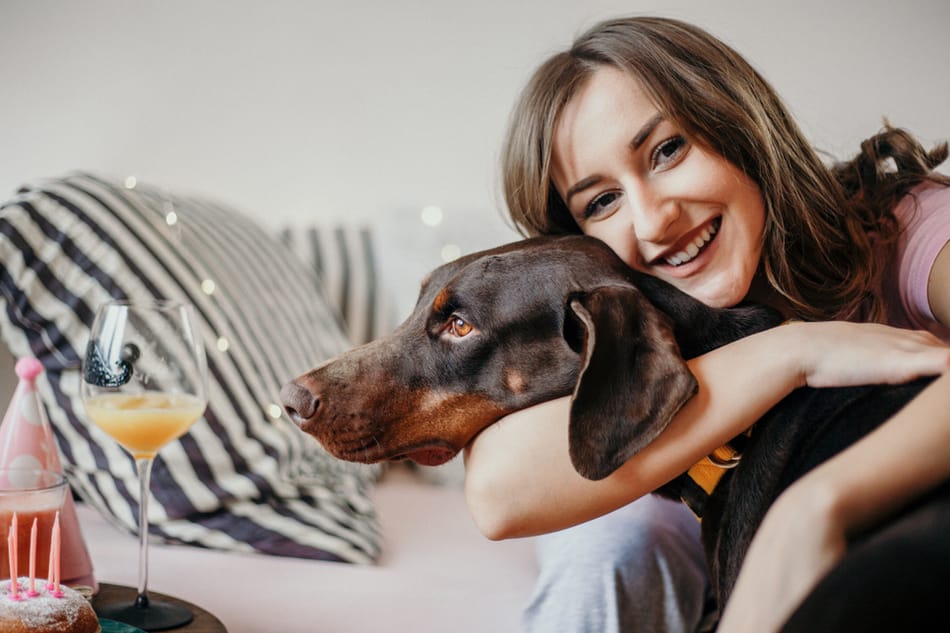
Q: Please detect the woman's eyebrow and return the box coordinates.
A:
[564,113,665,206]
[631,113,664,150]
[565,176,601,205]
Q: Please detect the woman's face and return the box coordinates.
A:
[551,66,766,308]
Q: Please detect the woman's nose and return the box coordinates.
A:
[625,191,681,243]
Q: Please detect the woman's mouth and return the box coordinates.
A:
[663,217,721,267]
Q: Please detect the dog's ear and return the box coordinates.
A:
[567,285,698,480]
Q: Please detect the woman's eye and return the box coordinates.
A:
[652,135,688,169]
[584,191,623,220]
[447,316,472,337]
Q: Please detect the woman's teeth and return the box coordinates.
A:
[665,223,718,267]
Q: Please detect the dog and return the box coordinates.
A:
[280,234,933,606]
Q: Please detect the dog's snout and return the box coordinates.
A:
[280,381,320,426]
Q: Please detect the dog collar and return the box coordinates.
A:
[680,433,748,520]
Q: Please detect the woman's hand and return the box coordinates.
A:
[790,321,950,388]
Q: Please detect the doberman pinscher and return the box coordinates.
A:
[281,234,934,606]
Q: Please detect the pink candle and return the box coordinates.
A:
[52,511,61,596]
[7,533,13,593]
[11,513,17,582]
[28,518,38,596]
[7,529,19,600]
[46,535,54,591]
[13,514,17,590]
[46,512,59,591]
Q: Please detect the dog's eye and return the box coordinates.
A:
[447,316,473,337]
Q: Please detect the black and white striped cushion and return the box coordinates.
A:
[0,172,381,563]
[278,225,396,346]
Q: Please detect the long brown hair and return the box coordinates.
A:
[501,16,949,322]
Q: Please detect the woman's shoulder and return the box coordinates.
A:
[888,180,950,339]
[894,181,950,225]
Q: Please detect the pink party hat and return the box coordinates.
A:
[0,357,97,591]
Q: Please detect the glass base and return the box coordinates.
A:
[95,598,194,631]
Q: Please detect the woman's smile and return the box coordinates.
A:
[653,216,721,269]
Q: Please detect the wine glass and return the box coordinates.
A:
[81,299,208,631]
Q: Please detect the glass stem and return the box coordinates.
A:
[135,457,154,609]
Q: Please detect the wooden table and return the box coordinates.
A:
[92,583,227,632]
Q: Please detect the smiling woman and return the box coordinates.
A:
[470,14,950,633]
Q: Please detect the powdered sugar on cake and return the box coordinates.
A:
[0,577,99,632]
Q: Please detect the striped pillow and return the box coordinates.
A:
[278,225,396,346]
[0,172,381,564]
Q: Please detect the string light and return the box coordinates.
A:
[420,205,443,227]
[440,243,461,262]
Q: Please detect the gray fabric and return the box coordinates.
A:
[522,495,712,633]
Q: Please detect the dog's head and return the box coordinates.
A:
[281,235,772,480]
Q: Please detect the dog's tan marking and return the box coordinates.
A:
[391,390,506,450]
[505,369,527,394]
[419,390,450,413]
[419,392,508,441]
[432,287,450,313]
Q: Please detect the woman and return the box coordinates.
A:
[464,16,950,633]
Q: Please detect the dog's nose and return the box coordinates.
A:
[280,381,320,426]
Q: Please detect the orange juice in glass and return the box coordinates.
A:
[0,469,68,581]
[84,392,206,459]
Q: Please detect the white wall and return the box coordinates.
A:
[2,0,948,312]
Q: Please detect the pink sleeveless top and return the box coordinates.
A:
[884,182,950,342]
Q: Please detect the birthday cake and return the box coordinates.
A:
[0,578,100,633]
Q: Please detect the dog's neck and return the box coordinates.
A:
[744,270,796,320]
[627,271,785,359]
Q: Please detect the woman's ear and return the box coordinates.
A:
[567,285,697,480]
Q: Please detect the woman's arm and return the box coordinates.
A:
[717,372,950,633]
[718,241,950,633]
[464,320,950,539]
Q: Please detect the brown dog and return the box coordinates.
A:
[281,234,934,607]
[280,234,778,479]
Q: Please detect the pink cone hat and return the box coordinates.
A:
[0,357,97,591]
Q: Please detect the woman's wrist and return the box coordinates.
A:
[784,321,812,388]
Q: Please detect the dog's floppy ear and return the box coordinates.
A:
[567,285,698,480]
